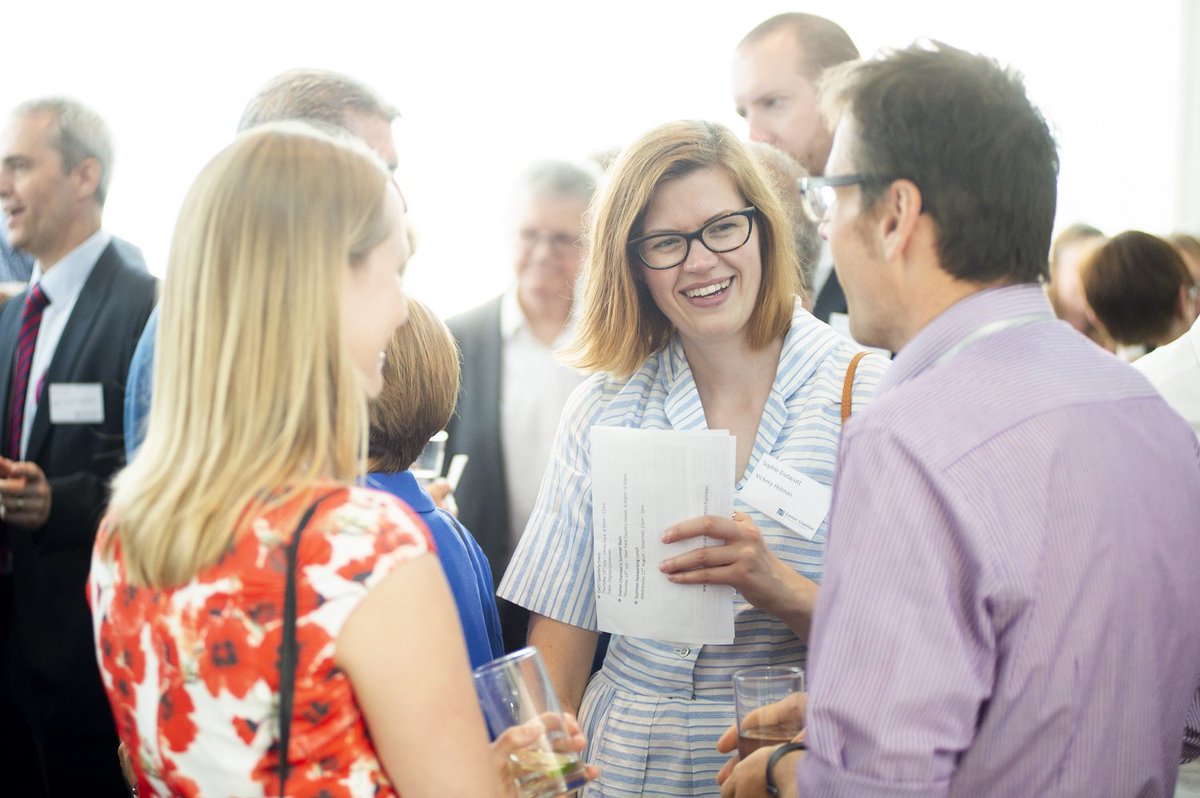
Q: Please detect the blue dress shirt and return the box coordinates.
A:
[366,470,504,669]
[124,305,157,458]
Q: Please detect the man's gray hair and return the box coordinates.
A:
[14,97,114,207]
[238,68,399,132]
[518,159,600,204]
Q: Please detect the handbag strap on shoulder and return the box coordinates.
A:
[841,351,869,425]
[278,491,336,797]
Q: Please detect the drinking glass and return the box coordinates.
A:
[732,666,805,758]
[410,429,448,482]
[473,647,587,798]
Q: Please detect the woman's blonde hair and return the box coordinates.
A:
[571,120,798,377]
[368,299,460,473]
[108,122,394,588]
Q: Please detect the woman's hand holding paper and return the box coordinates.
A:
[659,511,818,639]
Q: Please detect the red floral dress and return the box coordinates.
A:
[88,484,433,797]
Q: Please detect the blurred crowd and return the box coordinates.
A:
[0,10,1197,798]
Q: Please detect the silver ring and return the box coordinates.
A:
[0,502,6,521]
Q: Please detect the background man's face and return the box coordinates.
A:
[513,191,587,314]
[343,109,399,173]
[0,112,82,260]
[732,29,832,176]
[1051,238,1104,333]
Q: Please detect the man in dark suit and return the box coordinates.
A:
[732,12,859,324]
[445,160,595,652]
[0,97,156,797]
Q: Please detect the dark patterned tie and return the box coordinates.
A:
[7,283,50,460]
[0,286,48,573]
[1,284,49,572]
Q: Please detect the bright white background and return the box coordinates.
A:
[3,0,1194,317]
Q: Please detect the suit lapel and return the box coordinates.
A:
[482,297,504,425]
[24,244,118,463]
[812,269,847,324]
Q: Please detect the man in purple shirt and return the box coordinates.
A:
[717,43,1200,797]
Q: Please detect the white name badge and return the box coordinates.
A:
[739,455,831,541]
[48,383,105,424]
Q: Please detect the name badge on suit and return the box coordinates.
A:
[47,383,105,424]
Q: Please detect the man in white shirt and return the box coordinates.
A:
[0,97,156,797]
[446,160,596,651]
[1135,313,1200,438]
[732,13,858,326]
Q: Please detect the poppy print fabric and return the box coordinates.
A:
[88,484,433,797]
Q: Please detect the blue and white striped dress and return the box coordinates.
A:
[498,301,887,796]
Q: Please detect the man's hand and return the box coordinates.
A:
[425,478,458,516]
[717,743,803,798]
[0,457,51,529]
[716,692,807,787]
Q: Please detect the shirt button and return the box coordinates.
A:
[674,647,691,657]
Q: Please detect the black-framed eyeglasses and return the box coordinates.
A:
[628,207,757,270]
[797,174,898,224]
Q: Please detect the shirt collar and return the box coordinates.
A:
[500,286,524,339]
[364,470,436,513]
[500,285,576,348]
[31,229,112,307]
[879,283,1055,395]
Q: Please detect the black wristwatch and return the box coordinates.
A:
[765,741,807,797]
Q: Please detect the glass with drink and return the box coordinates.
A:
[732,666,805,758]
[473,647,588,798]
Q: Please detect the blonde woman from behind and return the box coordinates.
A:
[88,123,518,797]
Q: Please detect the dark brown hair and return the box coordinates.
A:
[368,300,461,473]
[1082,231,1193,346]
[570,120,798,378]
[820,42,1059,286]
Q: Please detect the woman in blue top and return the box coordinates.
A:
[367,298,504,668]
[498,121,887,796]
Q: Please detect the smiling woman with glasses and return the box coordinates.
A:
[497,119,889,797]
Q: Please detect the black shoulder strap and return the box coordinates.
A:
[278,492,335,797]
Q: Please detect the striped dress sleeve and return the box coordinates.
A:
[497,374,610,630]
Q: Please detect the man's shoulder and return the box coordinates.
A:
[103,243,157,292]
[445,295,502,338]
[853,328,1162,462]
[1135,327,1199,383]
[81,241,157,312]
